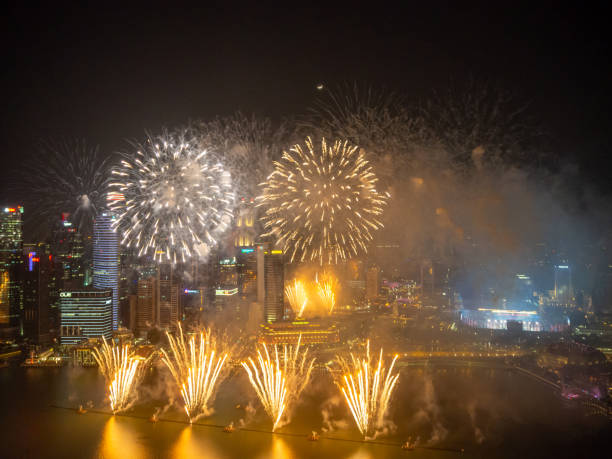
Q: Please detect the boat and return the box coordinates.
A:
[308,431,320,441]
[77,405,87,415]
[149,413,158,423]
[223,422,235,433]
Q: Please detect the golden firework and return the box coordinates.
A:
[285,279,308,318]
[258,137,389,265]
[161,323,229,421]
[93,337,144,413]
[316,271,338,314]
[335,341,399,437]
[241,337,315,431]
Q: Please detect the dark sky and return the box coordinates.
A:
[1,3,610,190]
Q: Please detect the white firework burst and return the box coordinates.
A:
[108,129,234,263]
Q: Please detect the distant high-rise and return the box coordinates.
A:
[157,264,179,331]
[0,206,24,335]
[554,264,573,306]
[136,275,156,336]
[263,244,284,323]
[233,198,257,248]
[22,244,53,344]
[52,214,85,287]
[59,288,112,345]
[93,212,119,329]
[366,265,380,300]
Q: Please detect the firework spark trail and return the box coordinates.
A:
[108,129,234,264]
[316,271,337,314]
[258,137,389,265]
[285,279,308,318]
[241,336,315,431]
[161,324,229,422]
[93,337,143,414]
[16,139,112,233]
[335,341,400,438]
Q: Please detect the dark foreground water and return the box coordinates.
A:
[1,362,610,458]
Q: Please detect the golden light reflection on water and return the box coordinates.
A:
[257,436,296,459]
[171,426,223,459]
[98,417,148,459]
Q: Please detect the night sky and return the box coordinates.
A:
[1,3,610,195]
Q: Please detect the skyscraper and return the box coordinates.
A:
[0,206,24,336]
[136,275,156,337]
[22,244,53,344]
[366,265,380,300]
[263,244,284,323]
[59,288,113,345]
[157,263,179,331]
[93,212,119,329]
[554,264,573,306]
[52,214,85,287]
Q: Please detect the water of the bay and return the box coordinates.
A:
[1,362,609,458]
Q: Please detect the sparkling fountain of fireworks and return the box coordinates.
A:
[258,137,389,265]
[285,279,308,318]
[335,341,400,438]
[93,338,144,414]
[241,336,315,431]
[161,324,229,422]
[108,129,234,264]
[316,271,338,314]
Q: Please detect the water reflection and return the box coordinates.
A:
[172,426,223,459]
[257,436,296,459]
[98,417,148,459]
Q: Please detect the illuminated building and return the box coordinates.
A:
[366,265,380,300]
[93,212,119,329]
[59,288,112,345]
[52,213,85,287]
[214,256,239,314]
[0,206,24,335]
[233,197,256,248]
[22,244,53,344]
[262,244,284,323]
[157,263,179,332]
[260,320,340,345]
[136,275,156,337]
[459,307,570,332]
[554,265,573,306]
[237,247,257,298]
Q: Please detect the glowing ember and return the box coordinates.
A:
[161,323,229,421]
[93,337,143,414]
[335,341,399,437]
[241,337,315,431]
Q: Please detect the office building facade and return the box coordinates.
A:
[59,288,113,345]
[93,212,119,329]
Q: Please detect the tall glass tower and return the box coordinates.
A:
[93,212,119,329]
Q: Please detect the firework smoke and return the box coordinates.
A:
[161,323,229,422]
[241,337,315,431]
[108,128,234,263]
[258,136,389,265]
[334,341,399,438]
[92,338,144,413]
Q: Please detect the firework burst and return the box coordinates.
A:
[285,279,308,318]
[161,324,229,422]
[335,341,399,438]
[241,337,315,431]
[258,137,389,265]
[16,139,112,234]
[93,338,144,413]
[108,129,234,263]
